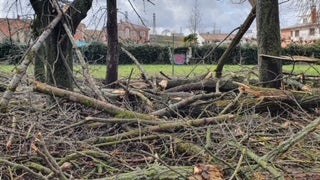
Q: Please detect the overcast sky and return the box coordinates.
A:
[0,0,302,35]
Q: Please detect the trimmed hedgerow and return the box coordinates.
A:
[3,40,320,66]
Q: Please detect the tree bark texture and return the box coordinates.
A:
[256,0,282,88]
[30,0,93,90]
[106,0,119,85]
[30,0,51,83]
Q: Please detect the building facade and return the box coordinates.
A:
[280,6,320,47]
[0,17,32,44]
[0,17,150,45]
[103,21,150,44]
[197,32,256,46]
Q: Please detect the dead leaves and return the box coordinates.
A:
[188,164,223,180]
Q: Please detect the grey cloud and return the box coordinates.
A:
[0,0,303,35]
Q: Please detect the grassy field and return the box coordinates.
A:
[1,64,320,79]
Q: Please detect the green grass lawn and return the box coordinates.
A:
[84,64,320,79]
[1,64,320,79]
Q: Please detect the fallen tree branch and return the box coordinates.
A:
[264,116,320,161]
[33,80,155,120]
[229,141,284,179]
[0,159,47,179]
[164,79,237,93]
[211,83,320,113]
[98,164,193,180]
[87,114,234,144]
[151,92,219,117]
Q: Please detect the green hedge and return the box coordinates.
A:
[0,40,26,64]
[80,42,259,65]
[2,41,320,65]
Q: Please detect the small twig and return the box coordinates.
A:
[0,125,25,136]
[6,114,17,150]
[159,71,171,80]
[32,132,68,180]
[0,159,47,180]
[185,59,205,78]
[151,92,217,117]
[228,148,245,180]
[219,90,243,115]
[48,119,89,136]
[26,122,36,139]
[86,114,234,144]
[229,141,284,179]
[86,116,166,125]
[121,47,154,89]
[126,68,134,90]
[140,150,187,179]
[94,134,164,147]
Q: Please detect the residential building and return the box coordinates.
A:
[74,23,86,41]
[104,21,150,44]
[83,29,105,42]
[1,17,150,45]
[0,18,90,45]
[197,32,256,46]
[0,17,32,44]
[280,5,320,47]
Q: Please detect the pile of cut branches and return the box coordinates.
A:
[1,66,320,179]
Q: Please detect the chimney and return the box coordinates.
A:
[125,11,128,22]
[311,5,317,23]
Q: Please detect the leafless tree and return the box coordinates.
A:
[105,0,119,86]
[188,0,201,34]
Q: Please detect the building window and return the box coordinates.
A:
[140,31,146,38]
[310,28,315,35]
[290,31,293,37]
[131,31,137,39]
[295,30,299,37]
[125,28,130,38]
[302,18,308,24]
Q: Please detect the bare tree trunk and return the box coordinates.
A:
[106,0,119,86]
[0,11,64,112]
[31,0,93,91]
[256,0,282,88]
